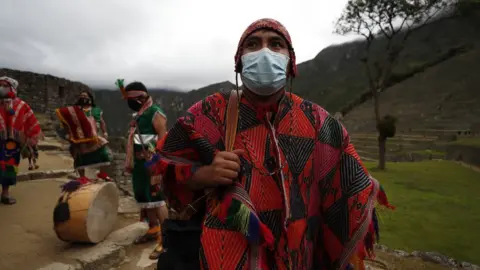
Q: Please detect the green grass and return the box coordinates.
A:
[408,149,445,157]
[364,160,480,264]
[448,137,480,147]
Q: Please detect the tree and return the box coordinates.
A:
[335,0,456,170]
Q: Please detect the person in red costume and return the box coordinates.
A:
[0,76,42,205]
[152,18,394,269]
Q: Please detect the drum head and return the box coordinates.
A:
[86,182,119,243]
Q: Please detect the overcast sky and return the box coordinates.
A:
[0,0,355,90]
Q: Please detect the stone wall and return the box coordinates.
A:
[0,68,91,115]
[108,137,127,153]
[342,48,480,135]
[105,152,132,195]
[446,144,480,167]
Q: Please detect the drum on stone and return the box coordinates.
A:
[53,182,119,244]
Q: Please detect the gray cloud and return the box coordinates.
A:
[1,0,353,90]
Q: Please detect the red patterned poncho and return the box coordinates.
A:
[0,97,42,146]
[152,91,380,269]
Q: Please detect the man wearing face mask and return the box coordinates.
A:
[0,76,42,205]
[152,18,394,269]
[116,80,169,260]
[75,91,109,138]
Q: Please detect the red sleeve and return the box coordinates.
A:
[150,93,226,212]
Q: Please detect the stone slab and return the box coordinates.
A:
[135,245,158,269]
[106,222,148,247]
[17,169,75,181]
[65,242,125,270]
[37,262,81,270]
[39,223,147,270]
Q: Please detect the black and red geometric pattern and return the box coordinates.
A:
[156,92,377,269]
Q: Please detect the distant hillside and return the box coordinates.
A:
[91,9,480,137]
[3,8,477,139]
[342,46,480,134]
[293,9,480,115]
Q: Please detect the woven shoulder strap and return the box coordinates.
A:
[225,90,242,151]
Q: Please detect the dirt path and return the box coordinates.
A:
[0,179,73,270]
[18,150,73,173]
[0,179,136,270]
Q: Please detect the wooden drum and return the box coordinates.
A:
[53,182,119,244]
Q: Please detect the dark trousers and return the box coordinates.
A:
[157,219,202,270]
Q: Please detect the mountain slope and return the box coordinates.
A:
[292,10,480,114]
[342,46,480,134]
[92,10,479,136]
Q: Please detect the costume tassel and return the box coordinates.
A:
[377,185,396,210]
[226,200,250,233]
[214,196,274,248]
[61,180,82,192]
[115,79,127,99]
[145,153,161,169]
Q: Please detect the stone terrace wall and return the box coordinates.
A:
[342,47,480,135]
[103,137,131,194]
[446,144,480,167]
[107,137,126,153]
[106,153,132,193]
[0,68,91,115]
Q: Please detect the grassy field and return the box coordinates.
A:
[364,160,480,265]
[448,137,480,147]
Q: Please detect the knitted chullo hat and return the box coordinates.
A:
[0,76,19,115]
[234,18,297,78]
[0,76,19,97]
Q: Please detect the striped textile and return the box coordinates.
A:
[55,106,98,143]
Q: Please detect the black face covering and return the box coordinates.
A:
[77,97,91,106]
[128,99,143,111]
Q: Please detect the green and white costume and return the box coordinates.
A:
[84,107,104,136]
[132,105,166,208]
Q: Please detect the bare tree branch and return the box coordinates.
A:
[333,0,457,169]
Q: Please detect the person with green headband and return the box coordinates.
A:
[116,79,169,260]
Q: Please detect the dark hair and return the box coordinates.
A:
[125,81,148,92]
[76,90,96,107]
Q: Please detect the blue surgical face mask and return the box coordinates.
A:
[240,48,289,96]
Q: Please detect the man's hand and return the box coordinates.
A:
[190,149,244,189]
